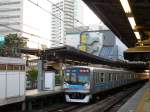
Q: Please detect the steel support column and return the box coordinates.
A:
[37,59,44,90]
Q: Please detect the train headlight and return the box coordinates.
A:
[63,82,69,88]
[84,83,90,90]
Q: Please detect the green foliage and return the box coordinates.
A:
[55,75,61,81]
[27,67,38,81]
[55,75,61,85]
[0,33,27,57]
[4,33,27,48]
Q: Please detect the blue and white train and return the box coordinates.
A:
[63,66,148,103]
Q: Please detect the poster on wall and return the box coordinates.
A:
[44,71,55,90]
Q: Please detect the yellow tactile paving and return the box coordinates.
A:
[136,88,150,112]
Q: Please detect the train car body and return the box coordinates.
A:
[63,66,147,103]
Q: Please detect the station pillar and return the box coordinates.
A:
[59,59,64,89]
[37,59,44,90]
[148,61,150,92]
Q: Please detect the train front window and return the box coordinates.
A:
[78,74,89,83]
[64,69,90,84]
[70,73,77,83]
[64,72,77,83]
[64,73,70,82]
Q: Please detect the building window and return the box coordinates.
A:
[0,64,6,70]
[7,65,13,70]
[0,15,20,19]
[14,65,20,70]
[0,1,21,6]
[0,8,20,12]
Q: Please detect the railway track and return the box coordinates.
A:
[71,83,144,112]
[46,83,145,112]
[47,103,85,112]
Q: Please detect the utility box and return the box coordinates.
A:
[44,71,55,90]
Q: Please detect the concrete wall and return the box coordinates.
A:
[0,57,26,106]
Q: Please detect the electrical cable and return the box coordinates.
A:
[27,0,82,32]
[0,24,63,45]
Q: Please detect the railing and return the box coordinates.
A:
[0,47,21,57]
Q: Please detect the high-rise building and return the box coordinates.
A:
[0,0,51,49]
[51,0,83,47]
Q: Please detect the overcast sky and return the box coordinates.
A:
[82,2,102,25]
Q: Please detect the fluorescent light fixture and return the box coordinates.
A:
[128,17,136,29]
[120,0,131,13]
[134,32,140,39]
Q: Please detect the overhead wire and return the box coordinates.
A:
[27,0,82,32]
[0,24,63,45]
[0,0,83,47]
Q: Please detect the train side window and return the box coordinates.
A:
[93,72,96,84]
[115,73,117,80]
[100,73,104,82]
[108,73,111,81]
[121,73,124,80]
[112,73,114,81]
[120,73,121,80]
[116,73,118,80]
[98,72,100,83]
[113,74,115,80]
[114,73,116,80]
[129,74,131,79]
[118,73,120,80]
[95,72,97,83]
[96,72,99,83]
[121,74,122,80]
[0,64,6,70]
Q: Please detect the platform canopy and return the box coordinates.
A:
[82,0,150,47]
[42,46,147,71]
[20,46,148,70]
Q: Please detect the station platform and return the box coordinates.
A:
[25,86,64,111]
[26,86,63,98]
[117,82,150,112]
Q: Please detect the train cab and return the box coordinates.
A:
[63,67,91,103]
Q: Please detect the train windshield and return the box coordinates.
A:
[64,68,90,84]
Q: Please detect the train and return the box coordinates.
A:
[63,66,148,103]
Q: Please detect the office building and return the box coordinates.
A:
[0,0,51,49]
[51,0,83,47]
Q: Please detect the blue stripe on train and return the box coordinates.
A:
[68,85,84,90]
[93,82,112,91]
[93,81,123,91]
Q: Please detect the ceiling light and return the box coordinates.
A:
[120,0,131,13]
[128,17,136,29]
[134,32,140,40]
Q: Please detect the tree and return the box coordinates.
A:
[1,33,27,57]
[27,67,38,81]
[27,67,38,89]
